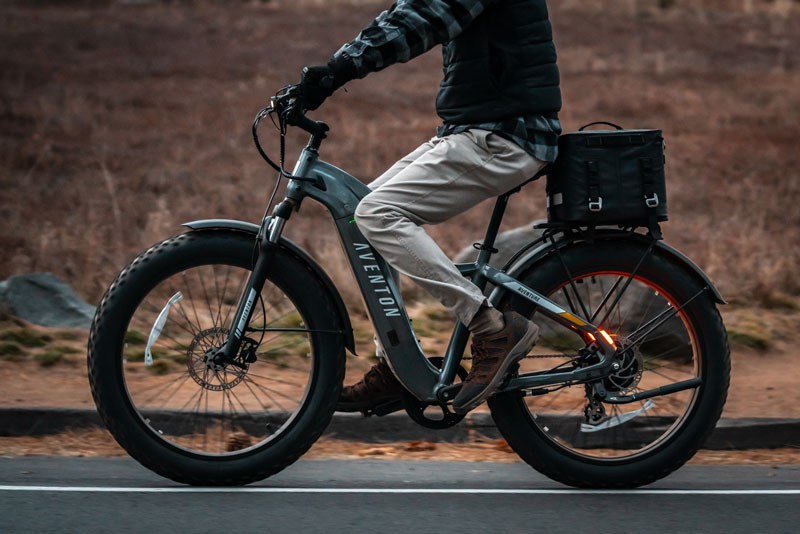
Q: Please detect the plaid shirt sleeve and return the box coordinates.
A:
[332,0,498,78]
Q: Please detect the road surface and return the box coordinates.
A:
[1,458,798,533]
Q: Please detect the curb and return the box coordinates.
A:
[1,408,798,450]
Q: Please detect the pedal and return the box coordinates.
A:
[361,399,404,418]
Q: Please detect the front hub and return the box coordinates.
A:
[186,327,247,391]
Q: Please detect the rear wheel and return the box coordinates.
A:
[88,230,345,485]
[489,238,730,488]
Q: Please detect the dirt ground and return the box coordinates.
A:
[1,429,798,466]
[1,305,799,461]
[2,300,799,418]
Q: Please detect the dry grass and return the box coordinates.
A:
[0,0,798,312]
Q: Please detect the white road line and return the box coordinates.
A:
[0,486,799,495]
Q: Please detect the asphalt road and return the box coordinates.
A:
[1,458,798,533]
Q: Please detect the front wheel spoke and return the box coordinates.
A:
[170,289,202,336]
[138,374,191,407]
[243,376,290,412]
[262,307,299,328]
[241,377,273,411]
[197,268,218,330]
[180,273,206,334]
[152,374,193,411]
[245,371,303,388]
[227,386,256,420]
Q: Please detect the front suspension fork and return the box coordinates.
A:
[218,200,293,362]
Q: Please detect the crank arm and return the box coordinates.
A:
[362,399,405,417]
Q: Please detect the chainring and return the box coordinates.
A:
[402,357,469,430]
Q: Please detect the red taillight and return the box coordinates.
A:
[599,329,616,347]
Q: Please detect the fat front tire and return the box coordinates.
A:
[88,230,345,485]
[489,239,730,488]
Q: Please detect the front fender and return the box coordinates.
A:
[490,229,725,306]
[182,219,356,354]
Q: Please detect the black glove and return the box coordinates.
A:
[299,56,357,111]
[299,65,335,111]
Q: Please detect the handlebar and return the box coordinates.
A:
[288,108,330,139]
[270,85,329,140]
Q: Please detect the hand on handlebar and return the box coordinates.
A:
[269,85,330,139]
[299,65,336,111]
[296,56,356,111]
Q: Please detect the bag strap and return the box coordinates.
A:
[586,160,602,214]
[579,121,624,131]
[640,157,663,240]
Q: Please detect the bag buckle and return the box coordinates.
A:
[645,193,659,208]
[588,197,603,212]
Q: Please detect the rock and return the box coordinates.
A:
[0,273,96,329]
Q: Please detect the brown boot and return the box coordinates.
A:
[336,358,403,412]
[453,310,539,414]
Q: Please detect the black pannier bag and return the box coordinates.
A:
[546,121,668,238]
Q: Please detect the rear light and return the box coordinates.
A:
[599,330,615,348]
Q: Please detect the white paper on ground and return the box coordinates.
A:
[144,292,183,366]
[580,399,655,433]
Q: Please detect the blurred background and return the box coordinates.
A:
[0,0,799,455]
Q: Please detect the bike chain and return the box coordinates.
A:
[460,353,570,360]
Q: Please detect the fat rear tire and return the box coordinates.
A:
[488,239,730,488]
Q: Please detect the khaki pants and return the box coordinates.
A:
[354,128,547,328]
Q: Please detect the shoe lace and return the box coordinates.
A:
[466,339,499,382]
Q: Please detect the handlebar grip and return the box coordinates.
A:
[284,104,329,138]
[297,113,329,138]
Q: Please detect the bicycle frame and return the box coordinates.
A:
[212,135,633,405]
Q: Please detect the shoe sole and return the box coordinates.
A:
[453,322,540,414]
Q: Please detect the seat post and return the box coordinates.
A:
[476,192,512,269]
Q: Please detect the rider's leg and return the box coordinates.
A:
[358,134,510,345]
[341,129,545,413]
[338,138,439,412]
[364,138,437,361]
[354,129,545,328]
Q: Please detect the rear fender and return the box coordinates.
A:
[182,219,356,354]
[490,229,725,306]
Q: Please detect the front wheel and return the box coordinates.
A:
[88,230,345,485]
[489,238,730,488]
